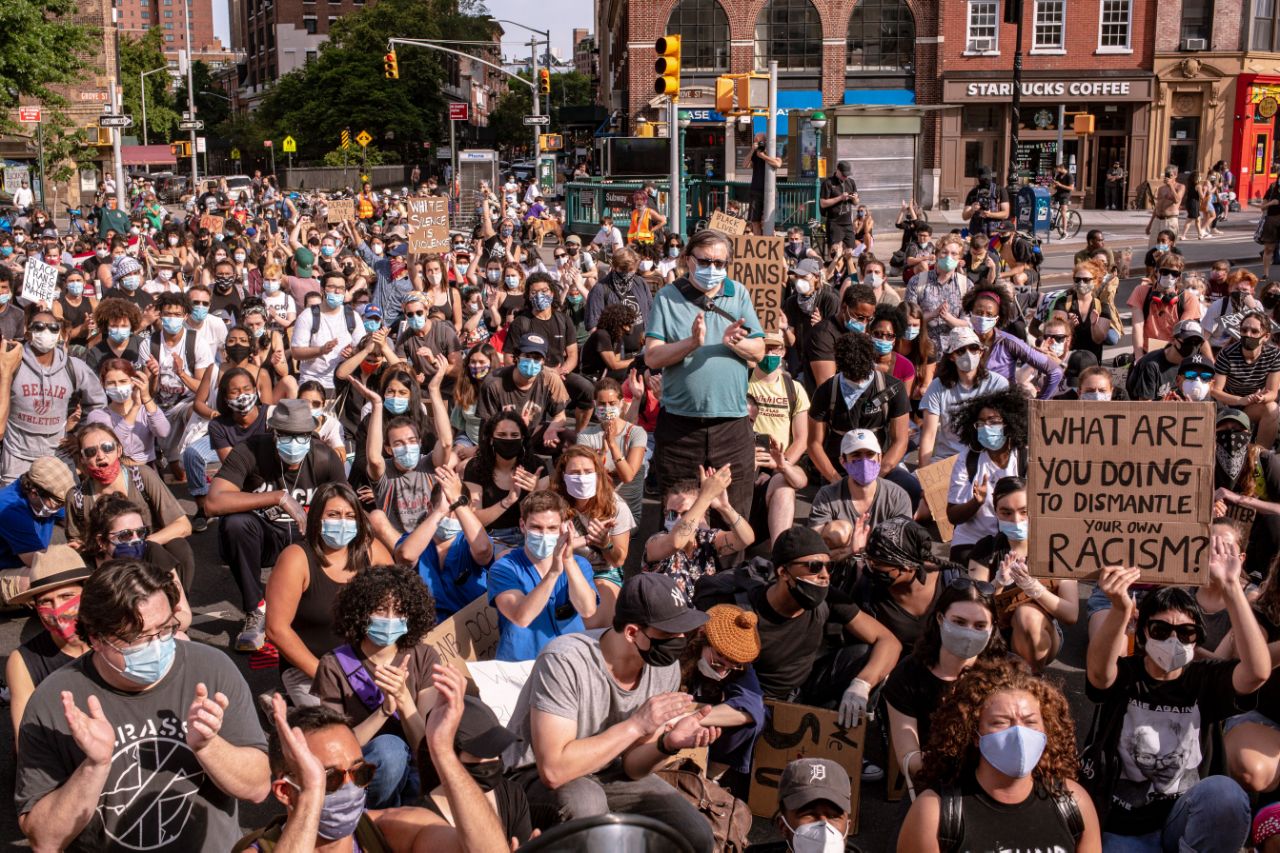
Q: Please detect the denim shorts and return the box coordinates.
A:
[1224,709,1280,735]
[1084,583,1152,620]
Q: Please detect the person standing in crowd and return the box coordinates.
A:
[820,161,860,252]
[1149,165,1186,247]
[646,229,765,518]
[745,134,784,236]
[1106,161,1128,210]
[16,559,271,852]
[962,166,1011,237]
[906,233,969,354]
[898,657,1101,851]
[504,572,719,850]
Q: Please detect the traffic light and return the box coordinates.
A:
[654,35,681,97]
[540,133,563,151]
[169,141,191,157]
[538,68,550,95]
[384,50,399,79]
[715,76,735,114]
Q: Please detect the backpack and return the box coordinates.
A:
[309,303,357,337]
[936,783,1084,852]
[824,370,892,429]
[692,557,776,611]
[149,327,199,380]
[654,759,753,853]
[331,644,395,717]
[963,445,1028,483]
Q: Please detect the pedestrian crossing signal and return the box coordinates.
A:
[384,50,399,79]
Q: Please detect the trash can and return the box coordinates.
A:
[1016,185,1052,240]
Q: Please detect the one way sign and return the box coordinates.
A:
[98,114,133,129]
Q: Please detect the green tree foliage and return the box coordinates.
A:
[255,0,495,162]
[322,144,395,168]
[490,71,592,152]
[175,61,231,129]
[119,29,181,143]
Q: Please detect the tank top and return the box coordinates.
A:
[292,546,351,660]
[948,778,1078,853]
[17,630,76,687]
[58,296,92,345]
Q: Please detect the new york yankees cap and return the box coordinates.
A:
[614,573,708,634]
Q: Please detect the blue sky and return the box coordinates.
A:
[211,0,593,62]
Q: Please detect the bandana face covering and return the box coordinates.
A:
[1216,430,1250,481]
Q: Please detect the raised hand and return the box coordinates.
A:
[0,339,22,375]
[721,318,746,348]
[1208,532,1243,591]
[425,664,466,755]
[320,338,338,355]
[436,466,464,505]
[585,516,611,550]
[271,693,326,793]
[170,353,185,377]
[632,692,695,738]
[664,704,721,751]
[690,312,706,347]
[512,465,542,494]
[185,682,229,752]
[373,662,413,714]
[972,474,990,506]
[428,353,450,390]
[62,691,115,766]
[556,521,577,569]
[348,375,381,405]
[1098,565,1142,612]
[851,512,871,555]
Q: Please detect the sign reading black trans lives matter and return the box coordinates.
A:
[1028,400,1213,584]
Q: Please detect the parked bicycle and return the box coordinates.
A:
[64,205,88,238]
[1051,200,1081,240]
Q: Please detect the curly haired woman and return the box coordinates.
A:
[898,656,1101,852]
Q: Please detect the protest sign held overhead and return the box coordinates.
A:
[199,214,225,235]
[21,260,59,307]
[729,234,785,332]
[708,210,747,236]
[405,196,450,254]
[326,199,355,224]
[1028,400,1213,583]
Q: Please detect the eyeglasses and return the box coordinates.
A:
[948,577,996,596]
[786,559,831,575]
[190,300,211,307]
[404,310,426,318]
[1146,618,1201,644]
[707,652,746,673]
[108,526,150,544]
[1043,333,1068,343]
[691,256,728,270]
[107,618,179,650]
[287,760,379,794]
[1182,370,1214,381]
[554,254,567,260]
[28,322,62,334]
[80,441,119,459]
[870,330,896,341]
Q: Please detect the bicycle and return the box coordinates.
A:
[64,205,88,238]
[1051,201,1081,240]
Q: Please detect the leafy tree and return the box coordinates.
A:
[322,144,396,168]
[490,70,590,153]
[175,61,231,129]
[119,29,181,143]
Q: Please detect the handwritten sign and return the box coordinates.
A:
[708,210,747,236]
[467,658,533,727]
[406,196,450,254]
[748,701,865,832]
[424,594,499,677]
[21,259,59,307]
[199,214,225,235]
[1028,400,1213,583]
[729,235,785,332]
[916,456,958,543]
[326,199,355,224]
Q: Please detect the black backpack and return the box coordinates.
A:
[692,557,776,611]
[149,327,199,378]
[309,303,357,337]
[937,783,1084,852]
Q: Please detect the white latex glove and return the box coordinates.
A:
[838,678,871,729]
[1009,558,1046,600]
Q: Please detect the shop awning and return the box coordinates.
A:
[121,145,177,166]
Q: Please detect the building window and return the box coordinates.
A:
[666,0,729,72]
[303,15,316,33]
[755,0,822,72]
[306,50,317,63]
[165,34,174,41]
[847,0,915,69]
[1181,0,1213,44]
[164,10,172,16]
[1099,0,1131,49]
[1033,0,1066,49]
[966,0,999,53]
[1253,0,1280,51]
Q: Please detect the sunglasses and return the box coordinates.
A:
[948,577,996,596]
[28,322,62,334]
[786,559,830,574]
[956,344,984,355]
[190,300,211,307]
[81,441,119,459]
[1182,370,1214,381]
[108,526,150,544]
[692,256,727,270]
[1146,618,1200,644]
[291,761,378,795]
[1072,277,1093,286]
[1044,333,1068,343]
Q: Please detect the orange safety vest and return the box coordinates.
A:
[629,207,654,244]
[357,192,374,219]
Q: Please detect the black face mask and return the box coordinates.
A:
[463,760,504,793]
[1177,339,1199,358]
[225,343,252,363]
[788,574,829,610]
[492,437,524,460]
[637,631,687,667]
[1217,430,1250,481]
[214,276,236,293]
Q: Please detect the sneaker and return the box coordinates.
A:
[249,641,280,670]
[862,758,885,782]
[191,513,207,534]
[236,606,267,652]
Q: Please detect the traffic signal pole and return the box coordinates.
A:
[763,60,778,236]
[184,0,198,190]
[530,39,541,163]
[668,98,680,237]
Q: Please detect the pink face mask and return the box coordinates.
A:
[36,594,81,641]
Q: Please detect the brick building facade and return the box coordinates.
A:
[118,0,227,61]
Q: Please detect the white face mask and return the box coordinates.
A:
[1080,390,1111,401]
[1145,634,1195,673]
[29,330,59,354]
[697,653,727,682]
[1183,378,1211,401]
[784,817,846,853]
[954,351,980,373]
[427,271,442,287]
[865,272,883,288]
[794,277,813,296]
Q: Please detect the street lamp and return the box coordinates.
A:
[677,110,691,237]
[810,110,827,178]
[492,19,551,164]
[140,66,168,175]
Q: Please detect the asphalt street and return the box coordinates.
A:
[0,209,1270,850]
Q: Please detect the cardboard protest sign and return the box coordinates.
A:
[21,259,59,307]
[424,594,499,677]
[748,701,865,832]
[405,196,450,254]
[729,235,785,332]
[916,456,958,543]
[326,199,355,224]
[708,210,747,236]
[1027,400,1213,583]
[467,659,533,727]
[199,214,225,235]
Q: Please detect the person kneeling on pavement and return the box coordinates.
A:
[745,758,859,853]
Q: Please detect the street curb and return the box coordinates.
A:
[1039,248,1262,285]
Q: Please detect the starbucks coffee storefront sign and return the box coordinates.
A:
[945,78,1154,102]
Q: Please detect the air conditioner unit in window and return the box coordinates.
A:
[1182,37,1207,51]
[969,38,996,52]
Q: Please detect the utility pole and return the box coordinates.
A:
[530,39,541,163]
[110,3,126,207]
[183,0,199,190]
[36,119,47,209]
[1006,0,1026,207]
[762,60,778,236]
[668,98,679,237]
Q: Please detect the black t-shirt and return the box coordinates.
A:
[700,583,861,700]
[207,406,269,452]
[214,433,348,528]
[808,373,910,470]
[1052,170,1074,202]
[883,654,949,748]
[210,288,243,326]
[1142,244,1184,270]
[854,573,944,654]
[1085,656,1249,836]
[503,312,577,368]
[963,182,1010,235]
[1064,293,1116,361]
[475,366,569,425]
[820,175,858,222]
[785,290,841,368]
[968,532,1014,575]
[750,147,768,194]
[803,315,848,367]
[1125,348,1181,401]
[580,327,630,382]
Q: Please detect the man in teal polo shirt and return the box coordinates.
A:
[645,229,765,516]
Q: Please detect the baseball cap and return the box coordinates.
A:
[840,429,881,456]
[1063,350,1099,388]
[294,246,315,278]
[794,258,823,278]
[613,573,709,634]
[565,234,582,246]
[944,326,982,354]
[778,758,851,813]
[1180,353,1216,375]
[455,695,520,759]
[518,333,549,357]
[1173,319,1205,342]
[762,330,785,347]
[1217,408,1252,432]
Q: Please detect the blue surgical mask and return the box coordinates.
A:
[977,424,1006,451]
[518,357,543,378]
[106,633,176,686]
[435,516,462,541]
[526,530,559,560]
[384,396,409,415]
[971,315,997,335]
[998,519,1029,541]
[190,305,209,323]
[320,245,336,257]
[108,326,130,344]
[392,443,420,469]
[937,256,959,273]
[979,725,1046,779]
[668,247,680,259]
[121,275,141,291]
[692,264,726,291]
[320,518,358,549]
[845,319,866,334]
[67,281,84,297]
[367,615,408,647]
[872,338,893,356]
[276,436,311,464]
[904,326,921,341]
[364,319,381,333]
[504,275,520,289]
[161,316,184,335]
[0,247,11,257]
[407,314,426,331]
[325,292,344,309]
